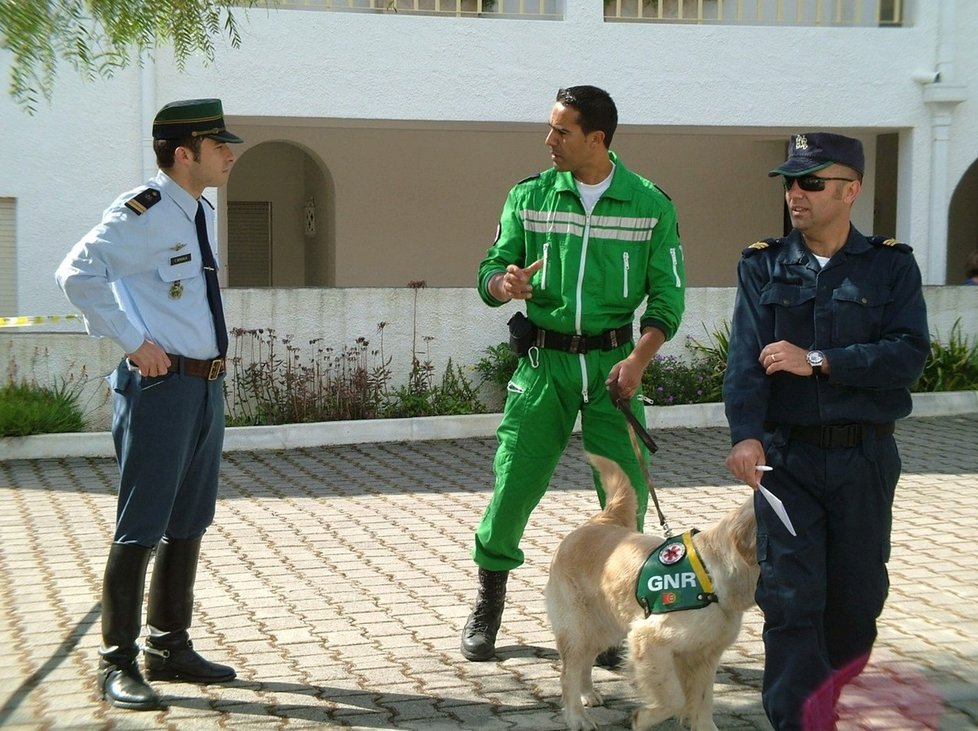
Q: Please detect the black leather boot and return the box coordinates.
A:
[98,543,161,710]
[144,536,235,683]
[461,568,508,661]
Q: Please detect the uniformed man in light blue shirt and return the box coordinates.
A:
[56,98,243,711]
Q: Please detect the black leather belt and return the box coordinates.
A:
[166,354,226,380]
[534,324,632,354]
[765,421,895,449]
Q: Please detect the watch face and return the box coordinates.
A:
[807,351,824,367]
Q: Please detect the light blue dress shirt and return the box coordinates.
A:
[56,170,223,360]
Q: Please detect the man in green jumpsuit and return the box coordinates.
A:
[462,85,686,662]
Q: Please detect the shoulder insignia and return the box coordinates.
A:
[741,237,783,258]
[123,188,161,215]
[868,235,913,253]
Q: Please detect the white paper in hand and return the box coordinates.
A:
[758,484,797,536]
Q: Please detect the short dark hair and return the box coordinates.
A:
[555,86,618,148]
[153,136,204,169]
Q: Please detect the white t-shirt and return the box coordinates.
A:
[576,165,615,214]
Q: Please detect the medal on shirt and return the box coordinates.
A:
[169,280,184,299]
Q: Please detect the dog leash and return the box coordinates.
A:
[611,389,673,538]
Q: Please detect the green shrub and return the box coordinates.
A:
[684,321,730,403]
[0,380,85,436]
[225,327,392,426]
[641,354,716,405]
[383,358,485,418]
[225,315,486,426]
[380,280,486,418]
[914,319,978,392]
[639,322,730,406]
[474,342,519,390]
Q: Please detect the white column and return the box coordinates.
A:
[916,1,965,284]
[919,71,967,285]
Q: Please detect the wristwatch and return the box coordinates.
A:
[806,350,825,376]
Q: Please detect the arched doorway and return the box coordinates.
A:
[226,141,334,287]
[947,158,978,285]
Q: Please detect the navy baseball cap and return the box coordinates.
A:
[768,132,864,177]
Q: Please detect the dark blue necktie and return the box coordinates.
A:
[195,202,228,358]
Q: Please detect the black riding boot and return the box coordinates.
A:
[461,568,508,661]
[98,543,161,710]
[144,536,235,683]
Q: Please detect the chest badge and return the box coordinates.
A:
[172,243,187,252]
[169,280,184,300]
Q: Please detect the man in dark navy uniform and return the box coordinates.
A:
[57,99,243,711]
[723,133,929,730]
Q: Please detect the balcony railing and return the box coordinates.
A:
[253,0,559,19]
[251,0,904,24]
[605,0,905,26]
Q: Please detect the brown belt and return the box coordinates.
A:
[534,324,633,354]
[166,354,226,380]
[765,422,895,449]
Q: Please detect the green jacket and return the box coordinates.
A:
[477,151,685,340]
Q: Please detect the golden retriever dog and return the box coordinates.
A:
[545,454,758,731]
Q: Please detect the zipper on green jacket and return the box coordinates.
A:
[577,212,591,404]
[623,251,630,298]
[542,241,550,290]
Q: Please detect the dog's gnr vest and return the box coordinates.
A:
[636,530,718,616]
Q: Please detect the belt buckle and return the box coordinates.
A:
[821,424,859,448]
[207,359,224,380]
[839,424,860,448]
[568,335,584,354]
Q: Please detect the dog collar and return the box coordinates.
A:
[636,530,719,616]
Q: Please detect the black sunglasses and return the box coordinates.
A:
[783,175,857,192]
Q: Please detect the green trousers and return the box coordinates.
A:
[473,344,650,571]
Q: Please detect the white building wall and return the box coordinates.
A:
[2,1,977,314]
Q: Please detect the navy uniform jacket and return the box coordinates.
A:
[723,226,930,445]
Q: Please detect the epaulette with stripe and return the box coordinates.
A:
[867,235,913,254]
[123,188,162,215]
[741,237,783,258]
[515,173,541,186]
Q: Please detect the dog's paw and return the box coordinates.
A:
[631,706,672,731]
[582,689,604,707]
[564,710,598,731]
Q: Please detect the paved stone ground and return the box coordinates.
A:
[1,415,976,730]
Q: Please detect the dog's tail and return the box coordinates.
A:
[586,453,638,529]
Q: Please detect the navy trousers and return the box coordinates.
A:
[756,426,901,731]
[109,359,224,547]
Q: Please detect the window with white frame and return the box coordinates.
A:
[0,198,15,314]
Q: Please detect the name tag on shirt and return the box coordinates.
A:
[170,254,192,266]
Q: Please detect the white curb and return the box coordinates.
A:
[2,391,974,461]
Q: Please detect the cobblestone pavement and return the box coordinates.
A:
[1,415,976,730]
